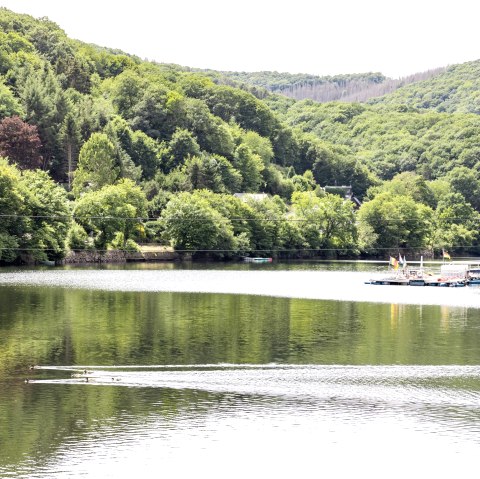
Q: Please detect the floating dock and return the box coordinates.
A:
[366,276,467,287]
[366,262,480,287]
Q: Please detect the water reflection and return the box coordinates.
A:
[1,266,480,478]
[1,288,479,378]
[3,365,480,479]
[1,268,479,308]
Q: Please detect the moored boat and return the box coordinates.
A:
[243,257,273,263]
[466,265,480,285]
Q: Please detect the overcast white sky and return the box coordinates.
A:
[1,0,478,78]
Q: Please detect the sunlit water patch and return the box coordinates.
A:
[2,265,480,478]
[10,364,480,479]
[31,364,480,409]
[0,269,479,307]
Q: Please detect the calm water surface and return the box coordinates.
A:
[0,261,480,478]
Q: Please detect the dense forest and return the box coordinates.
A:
[0,7,479,263]
[370,60,480,113]
[218,69,446,103]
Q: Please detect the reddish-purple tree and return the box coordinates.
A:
[0,116,43,170]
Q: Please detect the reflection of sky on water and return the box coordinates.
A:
[1,264,480,478]
[13,364,480,479]
[23,404,480,479]
[0,269,478,308]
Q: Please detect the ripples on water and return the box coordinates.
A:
[9,364,480,479]
[1,265,480,478]
[32,363,480,409]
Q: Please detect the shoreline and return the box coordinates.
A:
[61,248,180,264]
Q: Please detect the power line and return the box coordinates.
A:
[0,245,477,253]
[0,213,479,223]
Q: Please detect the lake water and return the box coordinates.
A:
[0,261,480,478]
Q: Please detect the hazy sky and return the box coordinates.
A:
[1,0,478,78]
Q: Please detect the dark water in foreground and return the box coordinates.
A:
[0,263,479,478]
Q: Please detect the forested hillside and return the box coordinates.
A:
[0,7,479,263]
[371,60,480,113]
[219,69,446,103]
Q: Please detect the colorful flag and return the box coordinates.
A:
[442,250,451,260]
[390,256,399,270]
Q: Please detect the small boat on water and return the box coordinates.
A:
[243,257,273,263]
[467,266,480,284]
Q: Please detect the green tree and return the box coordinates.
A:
[109,70,146,118]
[0,158,25,262]
[271,126,300,167]
[74,179,147,249]
[131,85,183,140]
[428,178,452,207]
[160,191,239,259]
[357,192,434,253]
[130,129,160,180]
[163,128,201,171]
[367,172,435,207]
[0,80,24,118]
[444,166,480,211]
[72,132,119,196]
[67,221,91,250]
[291,170,317,193]
[59,112,81,189]
[19,169,71,261]
[202,85,279,137]
[18,65,68,176]
[234,144,264,192]
[0,159,71,263]
[431,192,480,252]
[241,130,274,166]
[182,153,242,193]
[0,30,36,76]
[214,154,243,193]
[104,116,160,180]
[241,195,288,255]
[103,120,141,182]
[182,99,235,158]
[261,164,295,198]
[190,190,255,247]
[291,191,357,255]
